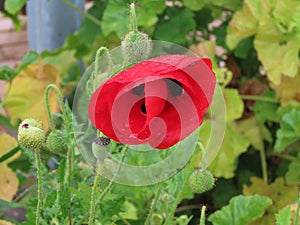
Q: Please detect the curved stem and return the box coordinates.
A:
[35,149,43,225]
[240,94,279,103]
[60,0,102,27]
[145,183,163,225]
[94,47,113,76]
[45,84,73,224]
[129,3,138,33]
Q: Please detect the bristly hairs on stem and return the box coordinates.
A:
[144,182,163,225]
[94,47,113,77]
[35,149,43,225]
[129,3,138,33]
[44,84,74,224]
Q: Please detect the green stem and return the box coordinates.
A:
[145,183,163,225]
[240,94,279,103]
[273,153,297,161]
[35,150,43,225]
[60,0,102,27]
[94,47,113,76]
[258,124,268,183]
[199,206,206,225]
[294,192,300,225]
[129,3,138,32]
[45,84,73,224]
[98,146,128,202]
[88,165,102,225]
[163,154,196,225]
[88,146,128,224]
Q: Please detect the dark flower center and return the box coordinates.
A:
[131,79,183,97]
[141,103,147,114]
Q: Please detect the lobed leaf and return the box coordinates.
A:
[208,194,272,225]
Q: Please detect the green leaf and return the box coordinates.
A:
[101,0,129,38]
[274,109,300,152]
[76,0,106,45]
[232,117,272,152]
[223,88,244,122]
[275,206,292,225]
[253,90,280,123]
[183,0,208,11]
[285,153,300,185]
[0,66,15,81]
[4,0,27,14]
[208,194,272,225]
[16,51,39,74]
[154,7,196,44]
[208,124,250,178]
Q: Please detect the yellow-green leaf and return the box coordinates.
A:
[243,177,299,225]
[0,163,19,202]
[0,133,21,163]
[208,124,250,178]
[4,60,61,126]
[223,89,244,122]
[232,117,272,152]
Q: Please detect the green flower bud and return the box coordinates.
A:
[188,169,215,194]
[18,118,45,150]
[121,31,152,64]
[46,130,67,154]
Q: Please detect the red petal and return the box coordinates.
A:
[88,55,216,149]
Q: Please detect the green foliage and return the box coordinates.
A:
[208,194,272,225]
[1,0,300,224]
[274,109,300,152]
[275,206,292,225]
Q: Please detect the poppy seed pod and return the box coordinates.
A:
[18,118,45,150]
[121,30,152,63]
[46,130,67,154]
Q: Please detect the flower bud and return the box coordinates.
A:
[121,31,152,64]
[46,130,67,154]
[188,169,215,194]
[18,118,45,150]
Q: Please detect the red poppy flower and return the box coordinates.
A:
[88,54,216,149]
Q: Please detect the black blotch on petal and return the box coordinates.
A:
[164,78,183,96]
[141,103,147,114]
[132,84,145,96]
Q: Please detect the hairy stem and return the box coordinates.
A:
[0,81,12,111]
[88,165,102,225]
[94,47,113,76]
[294,192,300,225]
[35,149,43,225]
[240,94,279,103]
[129,3,138,32]
[45,84,73,224]
[60,0,102,27]
[145,183,163,225]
